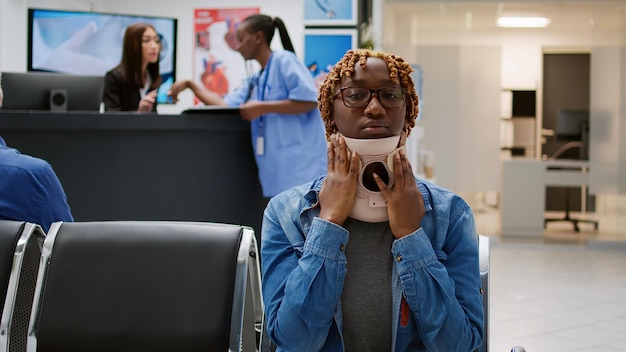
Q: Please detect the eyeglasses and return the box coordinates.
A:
[335,86,407,108]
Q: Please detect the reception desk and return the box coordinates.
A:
[501,159,591,237]
[0,110,267,241]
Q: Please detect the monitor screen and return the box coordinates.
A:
[27,8,177,104]
[556,109,589,141]
[0,71,104,111]
[555,109,590,160]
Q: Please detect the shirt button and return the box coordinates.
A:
[396,255,402,262]
[340,244,345,251]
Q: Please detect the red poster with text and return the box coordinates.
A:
[193,7,259,105]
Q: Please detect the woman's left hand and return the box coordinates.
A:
[373,145,425,239]
[238,101,265,121]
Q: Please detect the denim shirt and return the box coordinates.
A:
[261,176,484,352]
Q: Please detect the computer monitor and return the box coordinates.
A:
[0,71,104,112]
[27,8,177,105]
[555,109,589,141]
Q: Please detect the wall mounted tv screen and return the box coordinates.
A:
[28,8,177,104]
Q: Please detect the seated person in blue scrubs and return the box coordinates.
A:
[0,89,73,231]
[260,49,484,351]
[168,14,327,198]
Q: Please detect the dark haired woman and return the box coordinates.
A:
[103,22,162,112]
[168,14,327,198]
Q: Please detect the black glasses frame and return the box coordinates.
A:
[334,86,407,109]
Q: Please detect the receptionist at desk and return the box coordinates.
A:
[103,23,162,113]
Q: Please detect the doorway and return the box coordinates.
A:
[542,52,593,212]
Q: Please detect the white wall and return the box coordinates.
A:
[388,44,501,192]
[590,45,626,235]
[590,47,623,194]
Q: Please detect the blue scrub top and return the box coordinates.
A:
[225,50,327,197]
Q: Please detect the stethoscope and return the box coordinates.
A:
[243,56,273,156]
[314,0,336,19]
[243,61,257,103]
[243,56,271,103]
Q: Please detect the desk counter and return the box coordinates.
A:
[0,110,266,239]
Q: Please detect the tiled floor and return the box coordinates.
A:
[474,206,626,351]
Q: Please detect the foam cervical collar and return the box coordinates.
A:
[342,135,405,222]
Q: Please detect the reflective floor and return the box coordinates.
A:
[475,207,626,351]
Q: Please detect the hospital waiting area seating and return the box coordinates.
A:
[0,219,523,352]
[0,220,263,352]
[0,221,46,352]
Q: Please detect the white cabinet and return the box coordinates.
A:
[501,159,590,237]
[500,90,537,159]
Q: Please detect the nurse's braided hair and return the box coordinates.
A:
[318,49,419,139]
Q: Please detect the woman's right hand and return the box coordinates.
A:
[167,80,191,102]
[168,80,227,106]
[138,90,157,112]
[318,134,360,226]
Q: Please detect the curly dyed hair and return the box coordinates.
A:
[318,49,419,139]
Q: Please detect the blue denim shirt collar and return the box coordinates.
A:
[261,176,484,351]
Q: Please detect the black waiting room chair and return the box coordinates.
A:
[26,221,263,352]
[478,235,489,352]
[0,221,46,352]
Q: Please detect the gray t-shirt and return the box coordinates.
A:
[341,218,394,351]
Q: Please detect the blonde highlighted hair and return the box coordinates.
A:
[318,49,419,139]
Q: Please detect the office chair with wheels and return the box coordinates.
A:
[544,186,599,232]
[0,221,45,352]
[543,141,599,232]
[26,221,263,352]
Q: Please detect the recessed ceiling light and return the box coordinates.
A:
[497,16,551,28]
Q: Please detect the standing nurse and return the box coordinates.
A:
[168,14,327,198]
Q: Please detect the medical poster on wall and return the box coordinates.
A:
[193,7,259,105]
[304,0,357,26]
[304,29,357,91]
